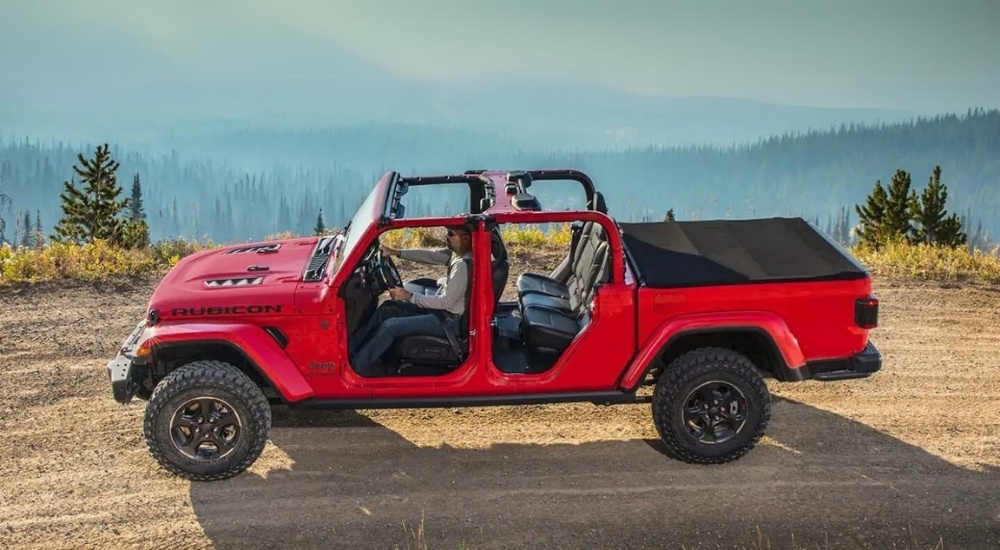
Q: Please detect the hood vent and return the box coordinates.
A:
[303,236,336,282]
[224,244,281,255]
[205,277,265,287]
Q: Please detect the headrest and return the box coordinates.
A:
[589,192,608,214]
[490,227,508,261]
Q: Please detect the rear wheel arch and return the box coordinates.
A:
[639,327,791,387]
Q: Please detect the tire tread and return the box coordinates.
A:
[652,347,771,465]
[143,360,271,481]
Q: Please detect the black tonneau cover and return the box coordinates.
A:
[619,218,867,288]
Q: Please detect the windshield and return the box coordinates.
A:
[331,184,382,275]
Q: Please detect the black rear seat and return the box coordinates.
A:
[520,241,607,314]
[520,222,610,355]
[516,221,595,299]
[519,222,607,312]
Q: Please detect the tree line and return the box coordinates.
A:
[0,108,997,249]
[0,141,987,259]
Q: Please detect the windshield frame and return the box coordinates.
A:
[327,172,394,280]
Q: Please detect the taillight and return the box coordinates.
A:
[855,296,879,329]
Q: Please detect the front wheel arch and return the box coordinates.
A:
[148,340,284,403]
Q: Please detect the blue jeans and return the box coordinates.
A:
[351,300,447,376]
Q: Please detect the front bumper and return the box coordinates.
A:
[784,341,883,382]
[106,321,147,404]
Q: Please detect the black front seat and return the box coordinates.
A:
[390,228,509,367]
[392,257,473,366]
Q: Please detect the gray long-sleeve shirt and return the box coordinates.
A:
[398,248,470,315]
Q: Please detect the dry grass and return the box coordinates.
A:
[852,241,1000,285]
[380,223,574,253]
[2,226,998,288]
[0,238,209,284]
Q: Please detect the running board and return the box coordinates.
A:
[289,391,645,410]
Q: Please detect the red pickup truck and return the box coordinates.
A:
[106,169,881,481]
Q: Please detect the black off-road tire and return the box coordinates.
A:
[143,360,272,481]
[652,347,771,465]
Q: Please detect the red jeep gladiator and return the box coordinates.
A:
[106,169,882,481]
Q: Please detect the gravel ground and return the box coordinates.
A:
[1,263,999,549]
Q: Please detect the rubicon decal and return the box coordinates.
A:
[170,305,283,316]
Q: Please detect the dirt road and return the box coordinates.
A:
[2,271,999,549]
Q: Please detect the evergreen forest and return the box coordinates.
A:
[1,108,996,249]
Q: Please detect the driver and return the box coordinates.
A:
[350,222,474,376]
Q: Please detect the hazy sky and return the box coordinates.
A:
[2,0,998,112]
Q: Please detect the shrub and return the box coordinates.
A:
[0,238,216,285]
[851,241,1000,284]
[501,224,573,252]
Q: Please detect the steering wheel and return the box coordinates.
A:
[373,247,404,292]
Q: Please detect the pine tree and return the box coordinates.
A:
[277,196,292,234]
[883,169,916,242]
[313,208,327,235]
[0,189,10,245]
[910,166,945,243]
[855,180,888,248]
[935,212,967,248]
[121,217,151,249]
[911,166,966,247]
[129,173,146,221]
[52,144,130,245]
[21,210,32,247]
[119,173,150,248]
[212,196,223,239]
[664,208,675,222]
[34,209,43,248]
[834,206,851,245]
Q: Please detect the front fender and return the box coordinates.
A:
[141,322,315,402]
[617,311,805,391]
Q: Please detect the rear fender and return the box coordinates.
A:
[617,311,805,391]
[141,322,315,402]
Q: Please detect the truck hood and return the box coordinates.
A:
[148,237,325,321]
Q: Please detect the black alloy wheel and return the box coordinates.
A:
[170,396,243,460]
[680,380,748,445]
[143,360,271,481]
[651,347,771,465]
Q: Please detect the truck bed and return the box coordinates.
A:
[619,217,868,288]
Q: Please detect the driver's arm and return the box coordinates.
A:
[396,247,451,266]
